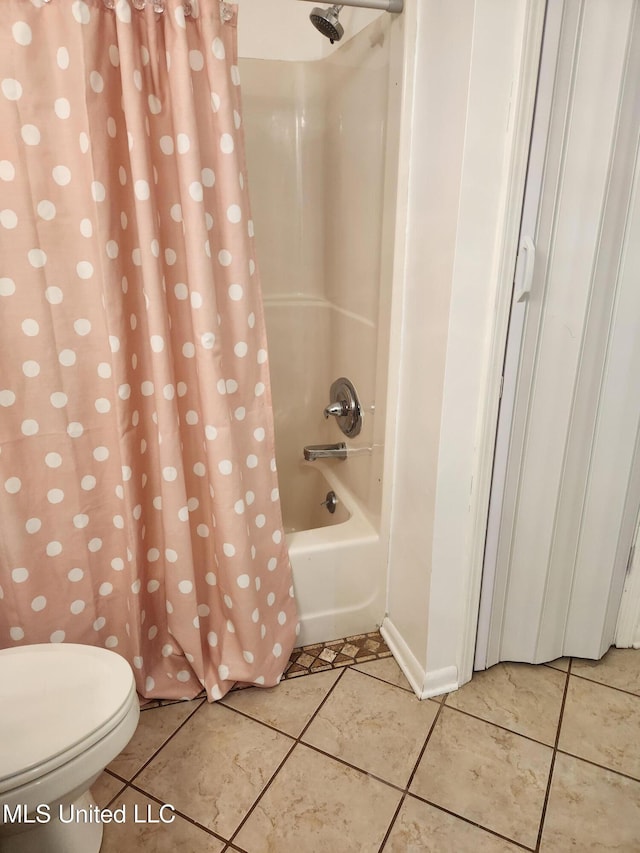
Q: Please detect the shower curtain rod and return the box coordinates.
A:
[298,0,403,13]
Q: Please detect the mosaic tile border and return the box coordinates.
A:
[140,630,391,709]
[283,630,392,678]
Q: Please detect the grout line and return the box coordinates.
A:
[544,653,640,700]
[410,695,542,850]
[405,697,446,791]
[231,653,640,784]
[226,666,349,847]
[377,689,447,852]
[102,767,128,785]
[102,778,129,811]
[295,666,439,795]
[567,668,640,700]
[297,740,406,794]
[434,702,557,749]
[297,665,348,740]
[349,666,415,694]
[406,792,537,851]
[555,749,640,785]
[542,662,570,674]
[127,696,207,784]
[408,690,538,851]
[377,793,407,853]
[108,644,640,850]
[379,698,536,852]
[224,739,297,847]
[216,699,299,741]
[344,665,446,707]
[225,662,550,850]
[228,664,430,841]
[126,781,228,844]
[115,664,354,848]
[438,665,640,781]
[222,662,441,846]
[217,663,640,838]
[534,658,572,851]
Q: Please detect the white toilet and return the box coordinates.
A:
[0,643,140,853]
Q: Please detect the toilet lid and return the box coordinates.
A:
[0,644,136,789]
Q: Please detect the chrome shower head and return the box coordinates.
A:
[310,5,344,44]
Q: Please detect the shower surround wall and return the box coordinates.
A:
[242,27,389,519]
[240,13,395,643]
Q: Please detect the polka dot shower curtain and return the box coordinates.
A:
[0,0,298,701]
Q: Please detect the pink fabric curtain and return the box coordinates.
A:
[0,0,298,701]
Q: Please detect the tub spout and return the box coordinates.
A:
[303,442,347,461]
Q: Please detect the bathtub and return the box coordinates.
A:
[284,463,383,647]
[262,294,388,648]
[241,26,393,648]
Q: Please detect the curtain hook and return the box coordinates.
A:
[220,2,234,22]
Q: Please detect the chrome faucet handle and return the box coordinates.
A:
[322,377,363,437]
[324,401,348,419]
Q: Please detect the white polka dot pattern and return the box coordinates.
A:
[0,0,297,702]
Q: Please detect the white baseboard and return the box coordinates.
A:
[421,664,459,698]
[381,617,459,700]
[380,618,425,696]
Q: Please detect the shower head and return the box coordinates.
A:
[310,5,344,44]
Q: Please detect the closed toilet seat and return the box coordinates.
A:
[0,644,137,796]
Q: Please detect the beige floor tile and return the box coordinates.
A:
[353,656,413,692]
[108,698,204,780]
[100,788,224,852]
[383,795,523,852]
[545,657,570,672]
[558,676,640,778]
[410,707,552,848]
[220,669,340,737]
[445,662,565,745]
[134,702,293,839]
[302,668,439,787]
[540,753,640,851]
[570,647,640,695]
[90,771,126,808]
[234,742,402,852]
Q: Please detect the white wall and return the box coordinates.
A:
[238,0,381,62]
[381,0,475,690]
[382,0,545,697]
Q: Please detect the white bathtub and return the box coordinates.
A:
[285,463,383,647]
[241,27,392,649]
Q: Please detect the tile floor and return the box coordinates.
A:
[92,640,640,852]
